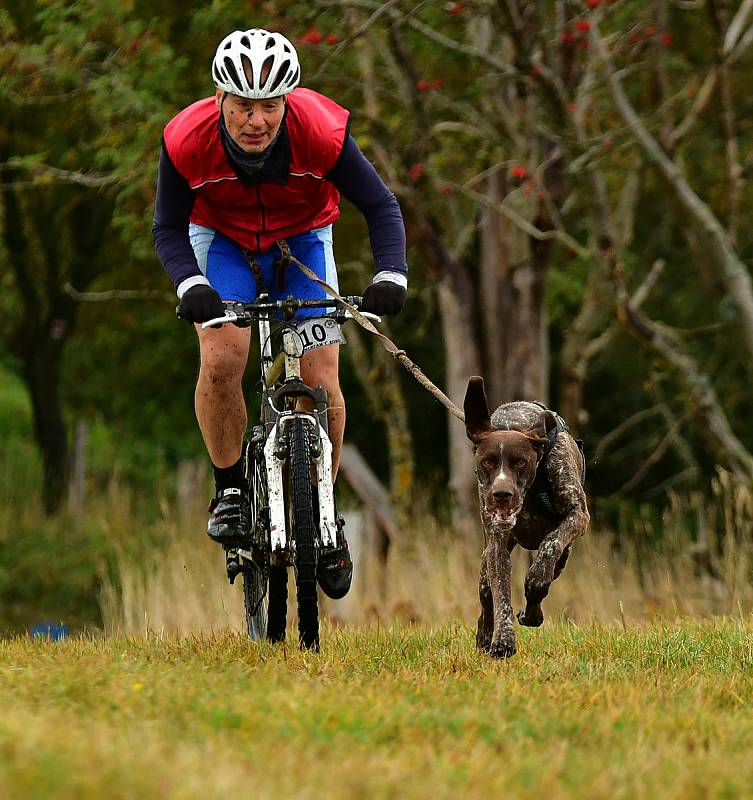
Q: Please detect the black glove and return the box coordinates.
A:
[177,284,225,324]
[360,281,406,316]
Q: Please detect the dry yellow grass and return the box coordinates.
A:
[101,470,753,636]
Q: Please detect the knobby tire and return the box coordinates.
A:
[243,564,267,641]
[266,565,288,642]
[242,437,284,641]
[288,418,319,650]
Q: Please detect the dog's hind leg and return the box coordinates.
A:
[476,552,493,652]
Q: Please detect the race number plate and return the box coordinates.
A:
[295,317,344,352]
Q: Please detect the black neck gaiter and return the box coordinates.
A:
[218,95,286,183]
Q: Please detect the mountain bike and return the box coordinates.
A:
[201,294,374,650]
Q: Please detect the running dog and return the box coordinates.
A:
[464,376,589,659]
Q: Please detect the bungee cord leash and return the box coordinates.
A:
[276,240,465,423]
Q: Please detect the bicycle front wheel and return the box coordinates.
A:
[288,417,319,650]
[242,435,271,641]
[243,563,267,641]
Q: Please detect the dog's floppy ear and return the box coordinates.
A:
[464,376,494,443]
[523,410,557,458]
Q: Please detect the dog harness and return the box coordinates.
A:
[529,403,586,519]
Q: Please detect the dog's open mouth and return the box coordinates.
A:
[486,502,523,528]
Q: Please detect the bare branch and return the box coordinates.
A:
[3,87,84,106]
[668,69,717,148]
[441,177,588,257]
[3,161,121,188]
[65,284,173,302]
[578,259,666,379]
[729,23,753,62]
[615,411,691,496]
[630,259,666,309]
[642,466,700,499]
[724,0,753,54]
[310,0,404,81]
[593,403,669,465]
[330,0,518,76]
[614,271,753,480]
[592,20,753,370]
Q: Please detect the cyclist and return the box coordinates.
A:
[152,28,407,599]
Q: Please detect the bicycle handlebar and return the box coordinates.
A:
[188,295,381,330]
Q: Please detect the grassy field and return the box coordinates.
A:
[2,621,753,799]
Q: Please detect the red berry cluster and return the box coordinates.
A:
[416,79,444,92]
[299,27,339,46]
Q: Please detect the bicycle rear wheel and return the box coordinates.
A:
[287,417,319,650]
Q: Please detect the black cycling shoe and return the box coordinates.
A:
[207,487,250,545]
[317,514,353,600]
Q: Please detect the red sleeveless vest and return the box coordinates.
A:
[163,89,350,252]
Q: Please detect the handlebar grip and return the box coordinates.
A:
[346,295,363,308]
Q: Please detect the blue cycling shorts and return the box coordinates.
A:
[188,223,340,321]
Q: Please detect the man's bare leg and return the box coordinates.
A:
[299,343,344,478]
[194,323,251,467]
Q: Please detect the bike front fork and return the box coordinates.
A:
[264,412,337,553]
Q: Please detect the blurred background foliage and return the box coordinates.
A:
[2,0,753,630]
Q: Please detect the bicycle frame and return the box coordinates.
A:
[200,294,376,644]
[254,303,339,554]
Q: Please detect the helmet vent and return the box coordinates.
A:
[223,57,242,91]
[260,55,274,89]
[269,60,289,93]
[240,54,254,89]
[265,37,276,50]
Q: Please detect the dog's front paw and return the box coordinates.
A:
[517,606,544,627]
[488,637,517,659]
[524,569,552,606]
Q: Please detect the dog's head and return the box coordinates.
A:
[464,376,556,529]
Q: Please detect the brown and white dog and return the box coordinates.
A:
[464,376,589,659]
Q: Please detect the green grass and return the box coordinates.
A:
[2,621,753,799]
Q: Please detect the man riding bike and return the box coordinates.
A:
[152,28,407,599]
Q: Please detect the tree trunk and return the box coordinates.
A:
[344,323,415,513]
[437,259,482,527]
[22,334,70,514]
[558,266,612,430]
[479,171,548,407]
[1,176,103,516]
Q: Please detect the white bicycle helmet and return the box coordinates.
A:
[212,29,300,99]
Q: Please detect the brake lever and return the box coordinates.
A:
[201,311,239,330]
[345,310,381,323]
